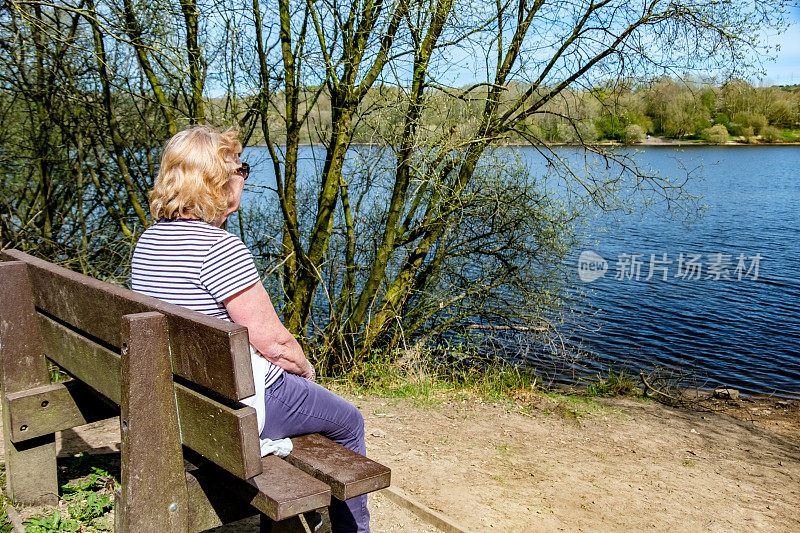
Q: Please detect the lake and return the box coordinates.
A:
[242,145,800,398]
[557,146,800,398]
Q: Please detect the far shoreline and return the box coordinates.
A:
[245,136,800,148]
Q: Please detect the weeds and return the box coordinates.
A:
[0,497,12,533]
[21,455,116,533]
[584,368,639,397]
[22,511,79,533]
[48,362,70,384]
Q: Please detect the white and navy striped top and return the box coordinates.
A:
[131,219,283,386]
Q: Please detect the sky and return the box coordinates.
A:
[762,5,800,85]
[432,4,800,88]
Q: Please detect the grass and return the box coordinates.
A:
[325,344,541,406]
[779,129,800,142]
[324,344,643,424]
[49,363,70,384]
[0,464,12,533]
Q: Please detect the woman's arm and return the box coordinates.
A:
[224,282,315,379]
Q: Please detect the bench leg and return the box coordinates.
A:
[0,261,58,505]
[115,312,188,532]
[1,405,58,504]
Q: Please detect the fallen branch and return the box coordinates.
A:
[639,372,683,404]
[466,324,547,332]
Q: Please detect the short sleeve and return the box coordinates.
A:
[199,233,261,302]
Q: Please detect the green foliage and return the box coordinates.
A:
[22,460,116,533]
[66,493,113,523]
[23,512,79,533]
[49,363,70,384]
[714,113,731,127]
[595,114,626,141]
[0,498,12,533]
[779,129,800,141]
[61,466,113,498]
[761,125,782,143]
[623,124,646,144]
[584,368,639,397]
[332,343,541,403]
[731,111,768,136]
[701,124,730,144]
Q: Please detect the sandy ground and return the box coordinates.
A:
[353,391,800,532]
[3,391,799,532]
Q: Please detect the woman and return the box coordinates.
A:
[131,125,369,533]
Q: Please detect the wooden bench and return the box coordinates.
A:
[0,249,390,532]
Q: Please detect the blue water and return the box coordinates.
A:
[241,145,800,397]
[555,146,800,397]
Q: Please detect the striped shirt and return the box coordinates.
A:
[131,219,283,386]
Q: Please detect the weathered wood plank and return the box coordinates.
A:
[39,314,122,403]
[184,470,258,531]
[0,261,59,505]
[5,381,117,442]
[185,456,330,526]
[2,249,254,401]
[175,383,263,479]
[117,312,188,532]
[37,313,262,479]
[285,433,391,500]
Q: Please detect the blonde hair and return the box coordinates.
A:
[149,125,242,222]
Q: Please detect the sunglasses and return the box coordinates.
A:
[234,162,250,180]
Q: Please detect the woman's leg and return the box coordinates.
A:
[261,372,370,533]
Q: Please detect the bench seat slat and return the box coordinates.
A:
[2,249,254,401]
[38,314,262,479]
[185,456,331,527]
[286,433,391,500]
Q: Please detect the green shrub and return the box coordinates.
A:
[731,111,767,135]
[595,114,625,141]
[623,124,646,144]
[701,124,729,144]
[761,125,782,143]
[729,123,754,138]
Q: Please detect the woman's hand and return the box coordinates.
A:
[224,282,313,377]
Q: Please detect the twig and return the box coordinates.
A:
[639,372,683,404]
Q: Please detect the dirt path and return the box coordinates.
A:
[351,391,800,532]
[3,392,798,532]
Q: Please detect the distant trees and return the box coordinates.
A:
[235,78,799,145]
[0,0,793,371]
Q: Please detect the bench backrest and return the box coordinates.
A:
[0,249,263,479]
[2,249,254,400]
